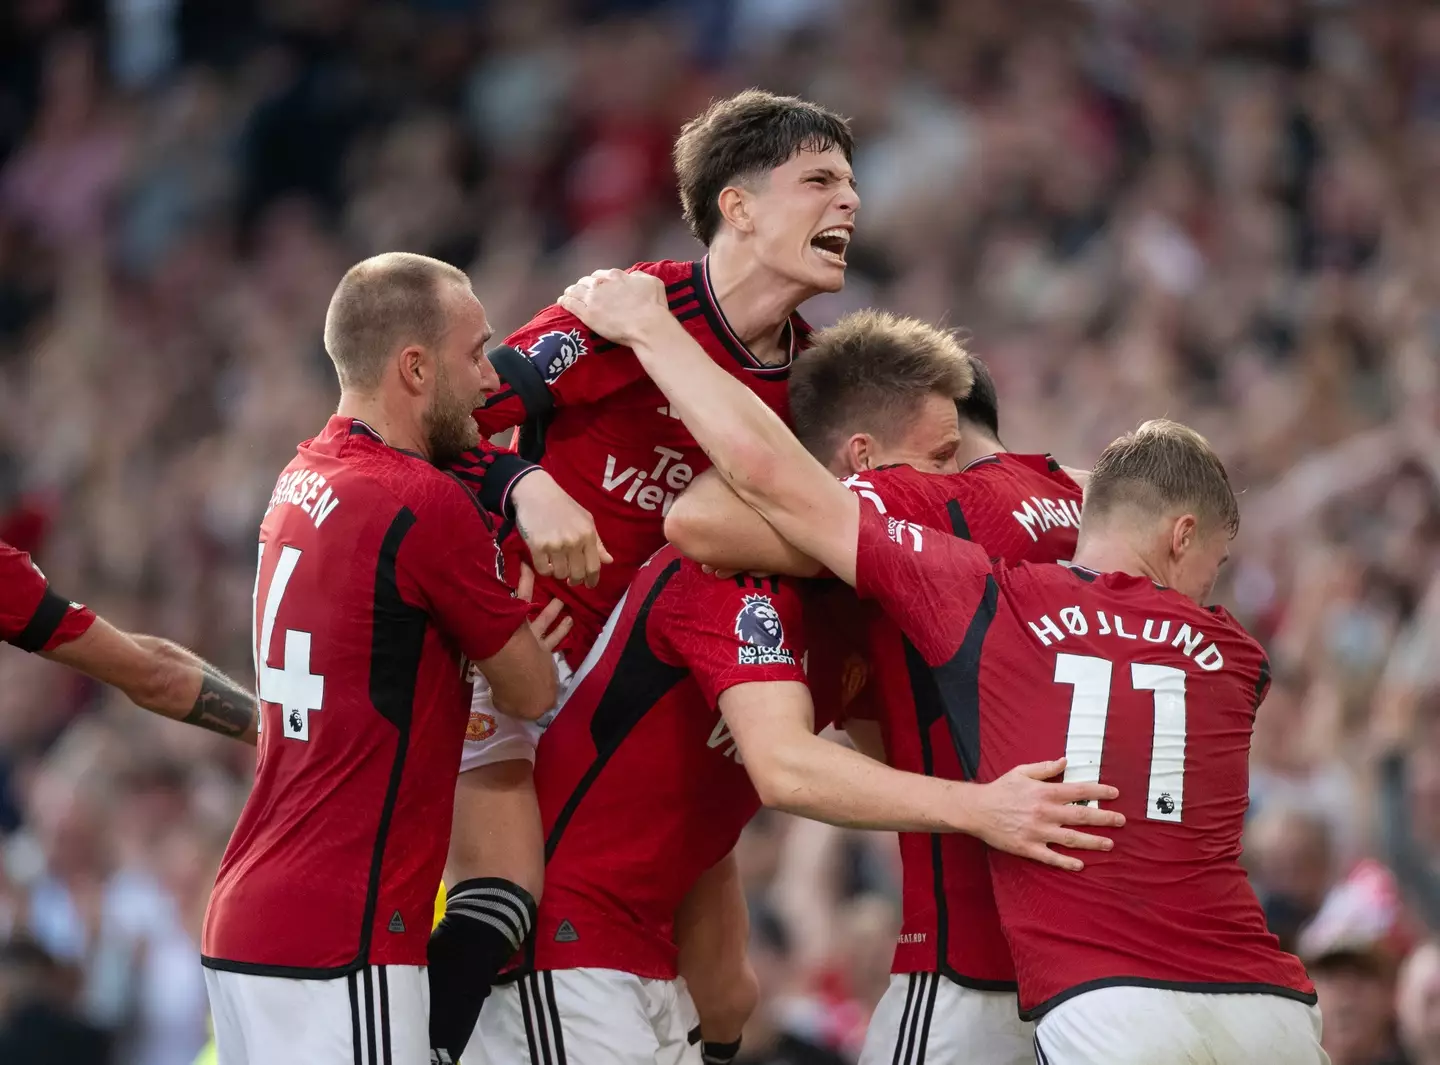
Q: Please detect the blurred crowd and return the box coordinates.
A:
[2,0,1440,1062]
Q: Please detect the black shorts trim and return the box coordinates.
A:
[1020,976,1320,1022]
[12,587,71,652]
[201,954,366,979]
[936,966,1019,993]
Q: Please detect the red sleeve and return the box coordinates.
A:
[446,439,543,519]
[854,505,993,667]
[405,482,531,662]
[474,304,648,437]
[0,542,97,651]
[662,570,809,707]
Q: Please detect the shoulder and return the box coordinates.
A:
[367,450,495,538]
[1203,603,1265,657]
[503,304,612,386]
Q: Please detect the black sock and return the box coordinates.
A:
[427,877,536,1062]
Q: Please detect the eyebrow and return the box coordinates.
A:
[805,167,857,187]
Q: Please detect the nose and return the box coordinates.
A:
[477,354,501,394]
[837,181,860,216]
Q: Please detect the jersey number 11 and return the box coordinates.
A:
[1053,653,1186,823]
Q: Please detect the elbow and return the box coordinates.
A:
[492,670,558,722]
[663,499,709,560]
[747,753,804,814]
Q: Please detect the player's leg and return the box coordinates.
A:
[428,677,548,1061]
[1034,986,1330,1065]
[675,852,757,1063]
[466,968,670,1065]
[860,974,1033,1065]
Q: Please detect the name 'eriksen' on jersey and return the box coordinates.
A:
[1025,605,1226,671]
[266,468,340,529]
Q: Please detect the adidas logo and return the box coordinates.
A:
[554,919,579,943]
[388,910,406,934]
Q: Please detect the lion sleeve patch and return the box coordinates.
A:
[526,329,588,384]
[734,594,796,667]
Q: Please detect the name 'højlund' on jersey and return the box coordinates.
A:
[601,445,695,516]
[266,468,340,529]
[1012,496,1083,543]
[1025,606,1226,671]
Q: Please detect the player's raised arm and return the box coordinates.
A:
[559,270,864,584]
[665,468,823,577]
[46,623,258,743]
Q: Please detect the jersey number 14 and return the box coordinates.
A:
[253,542,326,742]
[1054,653,1186,823]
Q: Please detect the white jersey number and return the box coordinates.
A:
[1054,653,1187,823]
[253,542,326,741]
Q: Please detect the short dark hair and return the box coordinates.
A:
[789,310,973,461]
[1085,419,1240,536]
[955,354,1000,442]
[323,252,471,391]
[673,89,854,245]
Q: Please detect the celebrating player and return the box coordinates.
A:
[556,268,1325,1065]
[201,253,560,1065]
[2,538,256,741]
[665,325,1087,1063]
[429,89,861,1058]
[467,555,1119,1065]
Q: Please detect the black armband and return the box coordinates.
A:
[12,588,70,652]
[702,1038,742,1065]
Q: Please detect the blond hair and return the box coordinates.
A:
[323,252,471,391]
[1084,419,1240,535]
[789,310,974,459]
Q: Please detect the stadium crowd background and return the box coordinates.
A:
[2,0,1440,1062]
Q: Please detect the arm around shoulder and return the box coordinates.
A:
[665,468,822,577]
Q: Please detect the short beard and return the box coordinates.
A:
[424,366,480,467]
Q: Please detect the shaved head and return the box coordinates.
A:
[323,252,472,392]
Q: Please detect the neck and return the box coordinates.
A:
[336,391,430,459]
[957,433,1005,469]
[1071,529,1166,586]
[705,240,814,366]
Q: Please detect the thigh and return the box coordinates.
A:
[469,969,661,1065]
[459,675,546,772]
[860,974,1032,1065]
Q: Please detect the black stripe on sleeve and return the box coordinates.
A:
[945,500,971,541]
[1254,658,1272,710]
[12,588,71,652]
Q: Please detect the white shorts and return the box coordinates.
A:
[1034,985,1329,1065]
[859,972,1033,1065]
[464,968,702,1065]
[459,654,574,771]
[204,965,427,1065]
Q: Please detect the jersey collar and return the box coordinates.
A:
[693,256,795,378]
[345,417,428,461]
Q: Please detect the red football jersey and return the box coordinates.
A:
[843,456,1081,986]
[853,505,1316,1018]
[202,417,529,975]
[469,258,807,664]
[0,540,96,652]
[528,547,808,979]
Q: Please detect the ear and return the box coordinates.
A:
[717,185,754,234]
[842,433,876,474]
[397,345,428,396]
[1170,513,1198,559]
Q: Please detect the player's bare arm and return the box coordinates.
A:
[509,469,613,588]
[559,270,862,584]
[45,620,258,744]
[666,468,823,577]
[721,680,1122,870]
[675,852,757,1055]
